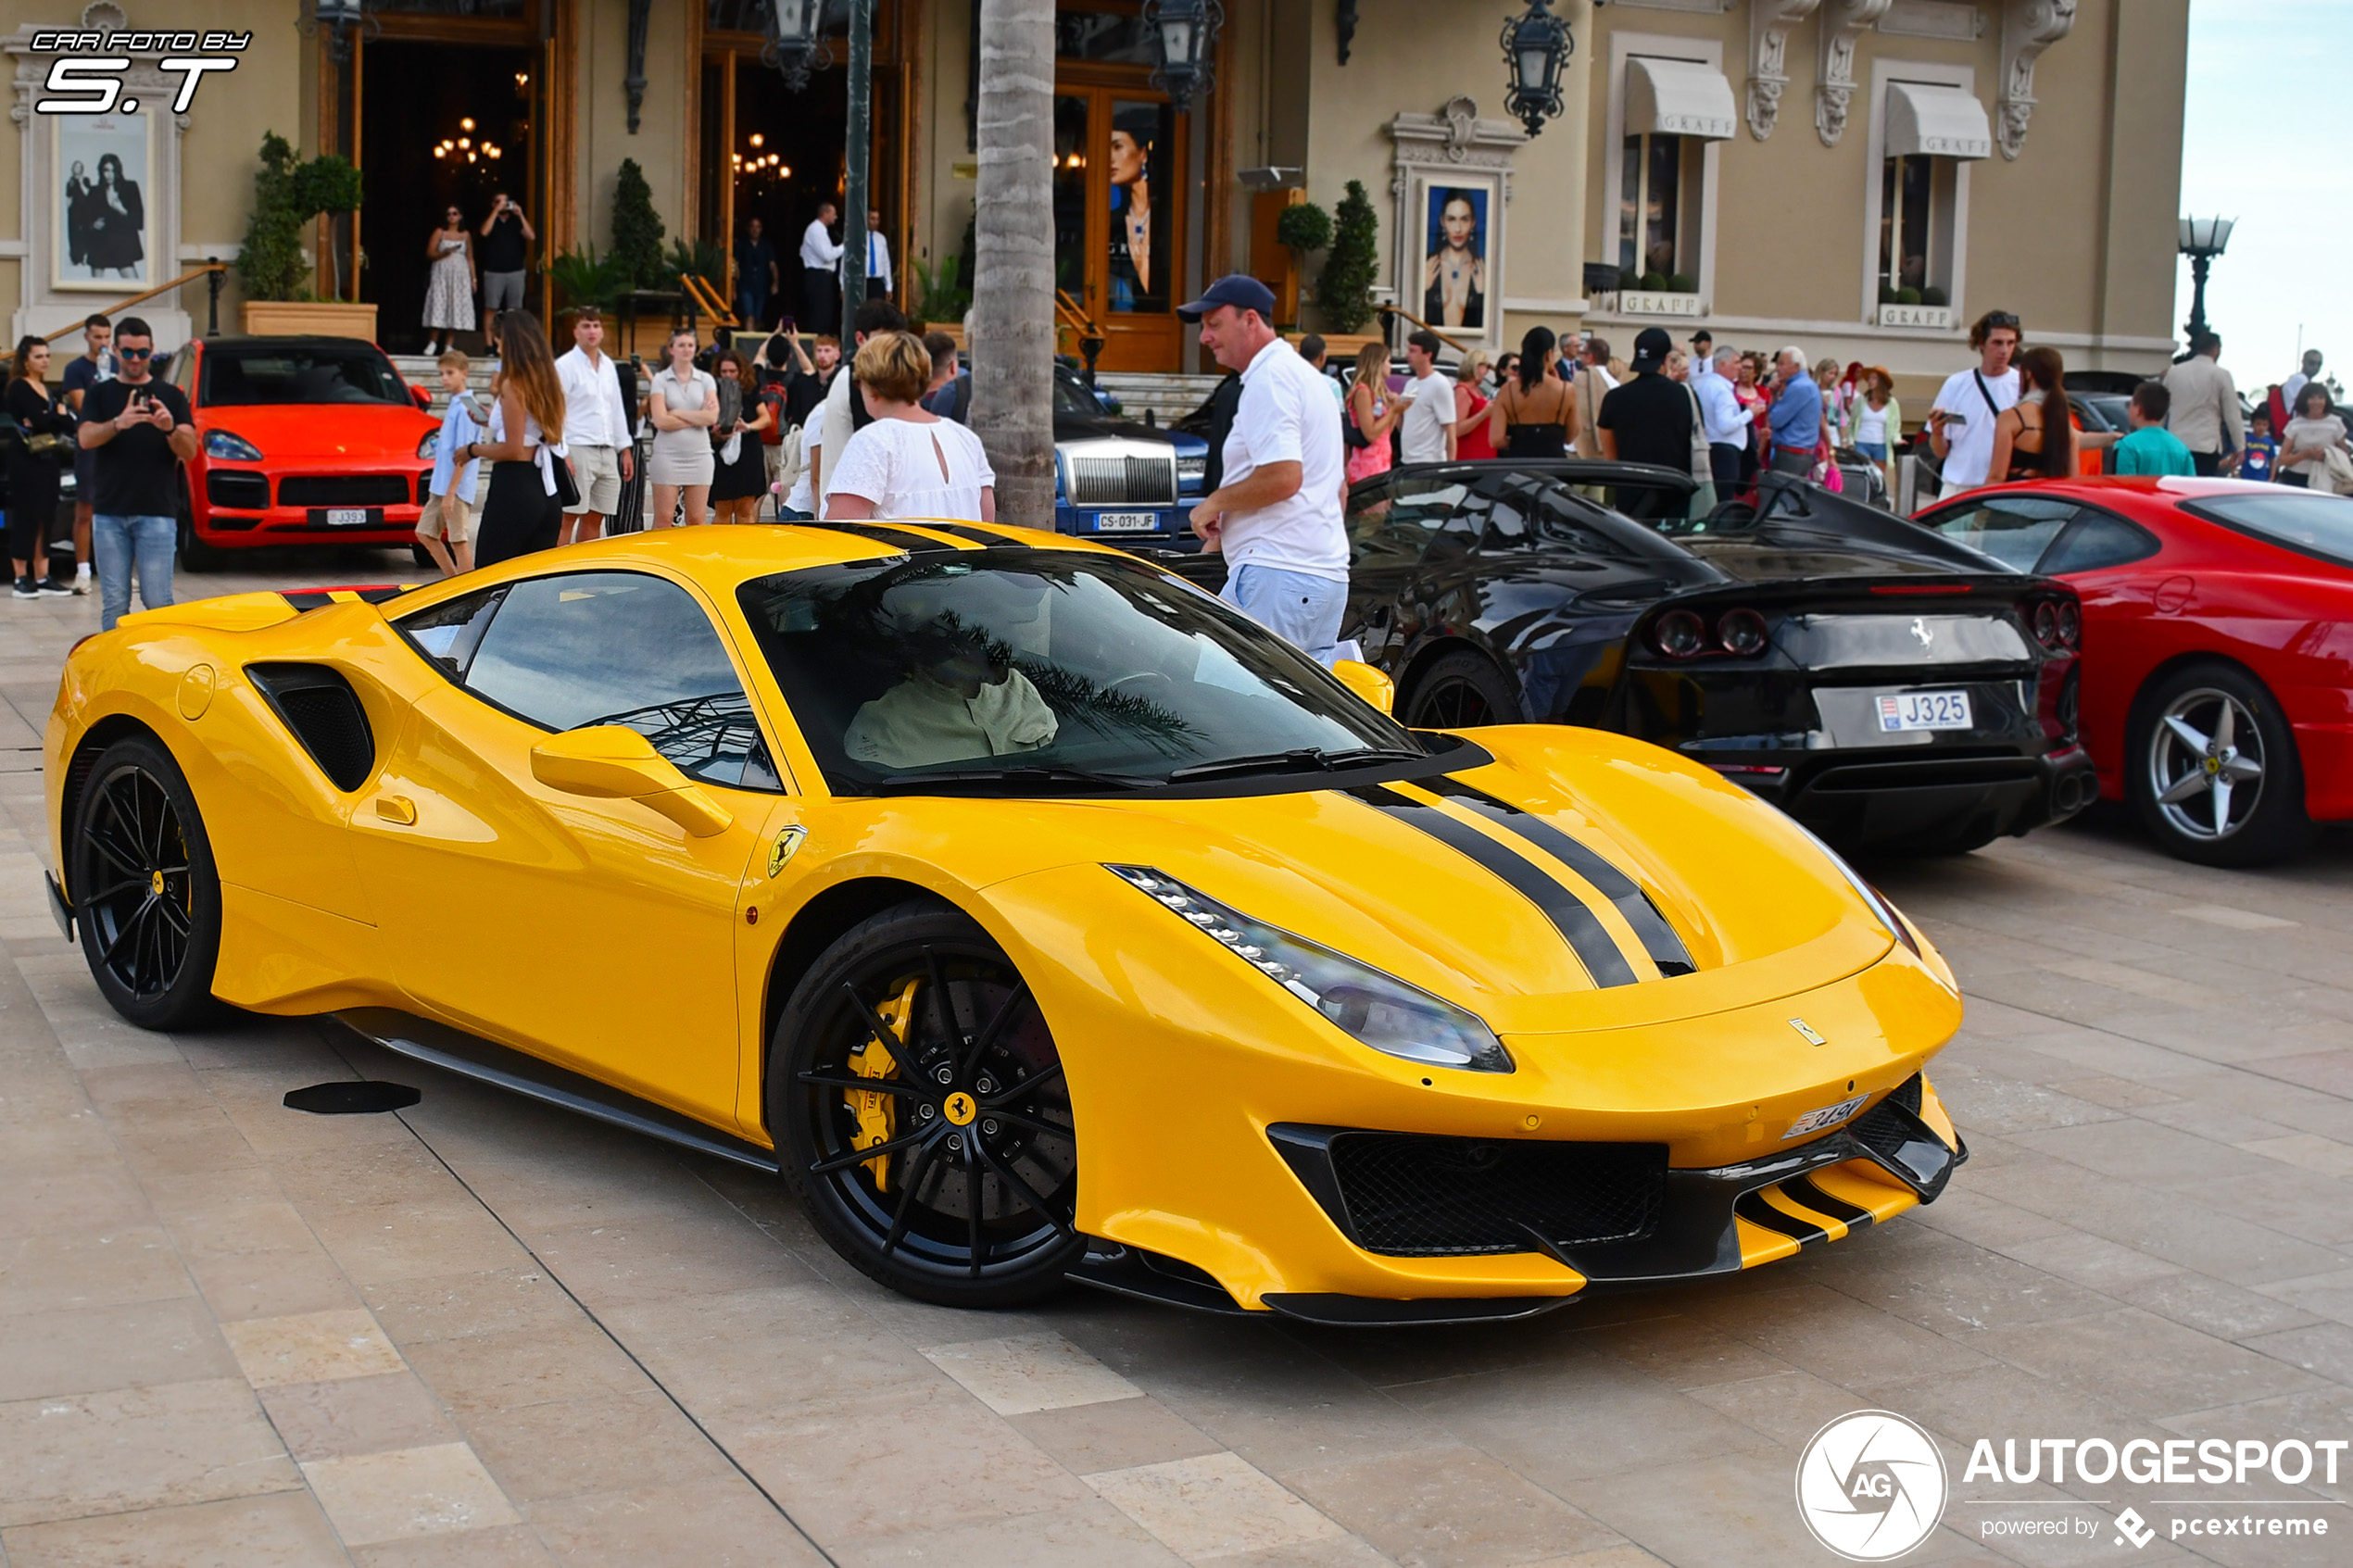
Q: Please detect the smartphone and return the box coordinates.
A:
[1941,410,1969,428]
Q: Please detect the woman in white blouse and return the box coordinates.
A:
[824,332,997,522]
[646,327,720,526]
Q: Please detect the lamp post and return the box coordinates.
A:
[1500,0,1572,137]
[762,0,831,94]
[840,0,874,345]
[2178,215,2234,347]
[305,0,370,63]
[1145,0,1224,115]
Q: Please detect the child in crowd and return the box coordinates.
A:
[2235,405,2278,483]
[420,350,483,576]
[2111,382,2196,478]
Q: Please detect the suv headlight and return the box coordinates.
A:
[1108,865,1513,1073]
[416,431,440,460]
[205,430,263,461]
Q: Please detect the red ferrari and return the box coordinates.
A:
[163,335,437,571]
[1912,476,2353,865]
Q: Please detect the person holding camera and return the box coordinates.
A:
[6,338,77,596]
[75,318,195,630]
[1925,309,2022,496]
[477,192,535,356]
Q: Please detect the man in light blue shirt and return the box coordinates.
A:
[1767,345,1821,474]
[1692,346,1747,486]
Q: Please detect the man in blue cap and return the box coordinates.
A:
[1178,275,1350,665]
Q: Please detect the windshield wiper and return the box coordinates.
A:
[1164,746,1426,784]
[870,765,1151,796]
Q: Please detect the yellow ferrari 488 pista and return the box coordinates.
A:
[45,521,1965,1323]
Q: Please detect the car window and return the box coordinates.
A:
[453,571,781,790]
[201,346,409,408]
[395,585,507,679]
[2183,490,2353,571]
[1921,496,2076,571]
[1345,480,1427,571]
[2038,511,2159,574]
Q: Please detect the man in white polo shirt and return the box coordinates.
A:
[553,307,634,545]
[1180,276,1350,666]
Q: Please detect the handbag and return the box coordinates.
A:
[545,445,583,508]
[1343,386,1374,450]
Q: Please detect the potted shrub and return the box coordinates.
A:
[1273,200,1332,327]
[237,132,377,339]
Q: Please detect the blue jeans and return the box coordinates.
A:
[93,514,174,631]
[1855,440,1888,462]
[1221,563,1348,666]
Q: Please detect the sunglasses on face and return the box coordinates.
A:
[117,347,152,358]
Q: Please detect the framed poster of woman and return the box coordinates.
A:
[1421,183,1490,334]
[54,108,151,291]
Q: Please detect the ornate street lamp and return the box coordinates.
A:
[2177,215,2235,345]
[764,0,832,94]
[302,0,373,64]
[1145,0,1224,115]
[1500,0,1572,137]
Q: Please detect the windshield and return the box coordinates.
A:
[737,550,1421,793]
[2185,491,2353,571]
[202,346,409,408]
[1052,373,1108,418]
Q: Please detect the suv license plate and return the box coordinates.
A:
[325,508,371,528]
[1878,690,1971,732]
[1095,512,1157,532]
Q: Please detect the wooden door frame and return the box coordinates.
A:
[1052,74,1189,372]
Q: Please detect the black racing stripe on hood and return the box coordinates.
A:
[906,522,1015,546]
[1784,1175,1873,1229]
[1735,1188,1830,1247]
[1429,778,1697,976]
[1345,784,1639,988]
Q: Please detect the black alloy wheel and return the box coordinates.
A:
[772,902,1081,1308]
[1403,649,1524,730]
[2129,661,2312,868]
[70,735,223,1030]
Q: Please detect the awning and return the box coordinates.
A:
[1625,56,1737,143]
[1884,82,1993,160]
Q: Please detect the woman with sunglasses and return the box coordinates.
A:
[422,203,477,356]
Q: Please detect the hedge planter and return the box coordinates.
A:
[243,301,379,340]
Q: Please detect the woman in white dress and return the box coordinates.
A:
[422,205,475,356]
[646,327,719,527]
[824,332,997,523]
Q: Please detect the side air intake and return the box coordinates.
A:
[245,664,376,792]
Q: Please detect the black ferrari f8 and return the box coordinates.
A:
[1160,464,2096,854]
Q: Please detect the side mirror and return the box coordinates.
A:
[1331,659,1395,716]
[529,725,733,837]
[411,383,434,411]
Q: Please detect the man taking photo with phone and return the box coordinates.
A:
[1925,309,2021,497]
[478,193,535,355]
[75,318,195,630]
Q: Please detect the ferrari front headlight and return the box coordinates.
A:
[1107,864,1513,1073]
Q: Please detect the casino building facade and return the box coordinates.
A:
[6,1,2188,396]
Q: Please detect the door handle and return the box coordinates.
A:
[375,795,418,825]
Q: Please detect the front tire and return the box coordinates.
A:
[2129,662,2312,867]
[69,734,223,1030]
[1402,649,1524,729]
[770,901,1081,1308]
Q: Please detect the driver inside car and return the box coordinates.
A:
[844,624,1059,770]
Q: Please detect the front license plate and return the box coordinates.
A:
[323,508,371,528]
[1877,689,1971,732]
[1782,1095,1869,1140]
[1094,511,1158,533]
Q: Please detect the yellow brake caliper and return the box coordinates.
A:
[849,977,919,1190]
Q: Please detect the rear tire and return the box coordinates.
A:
[1401,649,1524,729]
[2128,661,2312,867]
[69,734,223,1031]
[770,901,1080,1309]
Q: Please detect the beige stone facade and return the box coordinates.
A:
[6,1,2185,395]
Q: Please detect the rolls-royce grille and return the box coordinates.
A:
[1066,454,1177,508]
[281,475,410,507]
[1328,1133,1667,1256]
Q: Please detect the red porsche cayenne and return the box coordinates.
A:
[1912,476,2353,865]
[164,335,436,571]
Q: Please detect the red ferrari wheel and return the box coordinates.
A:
[2132,663,2312,867]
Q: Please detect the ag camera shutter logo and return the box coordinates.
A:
[1795,1411,1949,1561]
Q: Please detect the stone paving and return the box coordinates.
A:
[4,549,2353,1566]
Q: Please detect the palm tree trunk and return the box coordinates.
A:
[970,0,1057,526]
